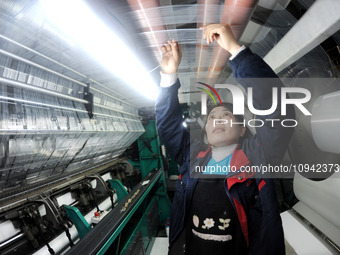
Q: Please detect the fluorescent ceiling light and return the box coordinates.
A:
[40,0,159,100]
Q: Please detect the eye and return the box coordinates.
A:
[208,114,215,120]
[223,112,230,117]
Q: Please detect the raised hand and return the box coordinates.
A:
[161,40,182,74]
[200,24,241,55]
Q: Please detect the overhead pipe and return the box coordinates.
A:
[223,0,291,59]
[126,0,168,60]
[206,0,258,81]
[264,0,340,73]
[224,0,291,80]
[196,0,220,76]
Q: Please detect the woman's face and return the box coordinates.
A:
[205,106,246,147]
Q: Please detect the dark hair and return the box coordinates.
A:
[200,102,251,146]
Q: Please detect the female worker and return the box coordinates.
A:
[155,24,295,255]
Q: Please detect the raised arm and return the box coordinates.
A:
[229,48,295,166]
[155,40,191,166]
[200,24,295,166]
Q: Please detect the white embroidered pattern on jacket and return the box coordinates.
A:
[202,218,215,229]
[193,215,199,228]
[192,229,233,242]
[218,218,231,230]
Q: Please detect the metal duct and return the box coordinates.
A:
[264,0,340,73]
[311,90,340,154]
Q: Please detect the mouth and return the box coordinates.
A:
[213,127,225,133]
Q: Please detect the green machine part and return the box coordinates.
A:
[137,119,171,223]
[119,186,171,255]
[61,170,171,254]
[137,119,172,223]
[166,152,180,177]
[120,196,159,255]
[156,184,172,226]
[61,120,173,253]
[138,120,164,178]
[97,170,171,255]
[63,205,91,239]
[137,119,179,179]
[63,179,129,240]
[107,179,128,203]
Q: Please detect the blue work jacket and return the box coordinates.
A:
[155,48,295,255]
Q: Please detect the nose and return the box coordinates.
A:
[213,119,228,127]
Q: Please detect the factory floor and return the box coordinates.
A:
[150,227,169,255]
[150,237,169,255]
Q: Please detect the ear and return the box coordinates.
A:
[240,126,246,137]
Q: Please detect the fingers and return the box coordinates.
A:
[160,40,182,74]
[165,41,171,52]
[161,41,170,54]
[161,40,181,57]
[170,39,177,54]
[199,24,240,53]
[200,24,212,44]
[170,40,182,60]
[161,40,175,52]
[200,24,221,44]
[209,31,215,44]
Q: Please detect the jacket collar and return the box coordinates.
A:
[195,144,254,190]
[197,145,212,158]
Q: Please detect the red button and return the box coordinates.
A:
[94,212,100,217]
